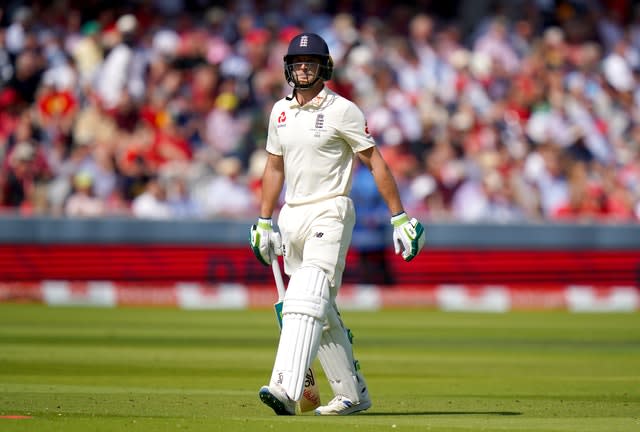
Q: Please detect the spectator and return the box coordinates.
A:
[94,14,147,109]
[7,49,45,106]
[5,6,32,56]
[350,161,394,285]
[71,20,104,87]
[0,141,49,214]
[204,83,252,160]
[131,176,172,219]
[164,171,200,219]
[64,171,105,217]
[196,156,255,218]
[473,17,520,76]
[0,27,14,87]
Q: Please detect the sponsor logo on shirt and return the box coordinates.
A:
[277,111,287,128]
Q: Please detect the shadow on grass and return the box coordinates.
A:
[364,411,522,416]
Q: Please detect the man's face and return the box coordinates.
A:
[288,55,321,86]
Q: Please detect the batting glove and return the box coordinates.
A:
[391,212,425,262]
[250,218,282,266]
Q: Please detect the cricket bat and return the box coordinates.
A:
[271,256,322,413]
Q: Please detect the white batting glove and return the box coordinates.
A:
[250,218,282,266]
[390,212,425,262]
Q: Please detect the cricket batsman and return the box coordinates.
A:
[250,32,425,416]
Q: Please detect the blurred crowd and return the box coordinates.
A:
[1,0,640,223]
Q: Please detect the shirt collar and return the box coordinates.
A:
[287,87,330,109]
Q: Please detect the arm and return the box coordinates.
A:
[356,146,404,216]
[250,151,284,266]
[357,146,425,262]
[259,152,285,218]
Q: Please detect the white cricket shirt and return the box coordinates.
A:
[266,87,375,205]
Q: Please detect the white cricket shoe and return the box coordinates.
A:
[314,395,372,416]
[258,385,296,416]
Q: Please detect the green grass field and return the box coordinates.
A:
[0,304,638,432]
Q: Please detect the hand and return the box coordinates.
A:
[390,212,425,262]
[250,218,282,266]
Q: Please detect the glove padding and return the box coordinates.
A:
[391,212,425,262]
[250,218,282,266]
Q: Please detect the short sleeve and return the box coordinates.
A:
[265,105,283,156]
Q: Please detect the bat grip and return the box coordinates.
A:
[271,257,286,301]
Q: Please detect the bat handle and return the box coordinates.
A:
[271,256,286,300]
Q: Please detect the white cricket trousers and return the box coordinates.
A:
[277,195,355,294]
